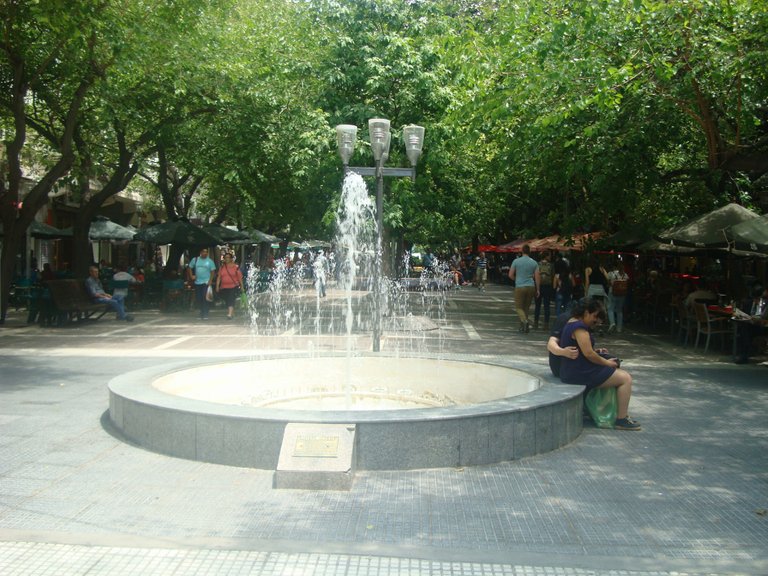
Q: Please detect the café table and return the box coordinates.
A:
[708,305,738,357]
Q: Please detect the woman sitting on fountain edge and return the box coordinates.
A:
[558,297,640,431]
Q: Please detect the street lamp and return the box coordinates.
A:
[335,119,425,352]
[335,124,357,166]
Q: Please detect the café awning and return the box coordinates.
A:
[133,219,220,247]
[725,214,768,254]
[656,203,759,248]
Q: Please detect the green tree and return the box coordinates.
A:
[64,0,241,276]
[446,0,768,236]
[142,0,330,245]
[0,0,119,321]
[313,0,501,254]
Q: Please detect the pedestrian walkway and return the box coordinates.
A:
[0,284,766,575]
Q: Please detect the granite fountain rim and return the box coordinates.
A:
[107,351,583,425]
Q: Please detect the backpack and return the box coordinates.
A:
[186,258,197,283]
[539,260,553,285]
[612,277,628,296]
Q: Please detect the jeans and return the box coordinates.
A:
[555,291,572,314]
[195,283,211,318]
[94,294,127,320]
[534,285,554,326]
[610,295,626,331]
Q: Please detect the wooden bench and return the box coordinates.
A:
[47,279,109,323]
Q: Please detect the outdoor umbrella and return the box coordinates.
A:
[299,239,331,250]
[637,239,696,254]
[34,221,72,238]
[88,216,135,241]
[725,214,768,254]
[600,225,655,250]
[133,219,220,247]
[61,216,135,241]
[245,229,283,244]
[527,235,561,252]
[0,221,71,238]
[201,223,252,244]
[496,239,527,253]
[532,232,604,252]
[656,203,759,248]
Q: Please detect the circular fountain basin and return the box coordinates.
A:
[153,357,538,410]
[108,354,584,470]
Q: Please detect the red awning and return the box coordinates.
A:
[496,239,527,253]
[497,233,604,253]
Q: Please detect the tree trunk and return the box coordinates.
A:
[166,245,186,276]
[0,160,73,322]
[70,131,140,277]
[0,231,20,324]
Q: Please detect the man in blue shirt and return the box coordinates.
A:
[187,247,217,319]
[508,244,540,333]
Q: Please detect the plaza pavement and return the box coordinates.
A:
[0,283,766,576]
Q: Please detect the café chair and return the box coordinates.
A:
[692,302,731,353]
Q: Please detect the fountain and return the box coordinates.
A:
[108,164,583,474]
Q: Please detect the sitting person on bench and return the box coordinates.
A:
[556,297,640,431]
[85,265,134,322]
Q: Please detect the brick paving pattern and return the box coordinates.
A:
[0,284,766,575]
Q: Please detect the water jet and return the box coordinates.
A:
[107,172,583,473]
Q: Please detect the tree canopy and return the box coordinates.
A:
[1,0,767,314]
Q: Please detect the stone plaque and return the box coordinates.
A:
[274,423,356,491]
[294,435,339,458]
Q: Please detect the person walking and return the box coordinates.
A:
[216,252,244,320]
[606,261,629,333]
[584,256,608,334]
[533,252,554,329]
[508,244,540,333]
[475,251,488,291]
[187,247,216,320]
[553,260,574,314]
[313,250,329,298]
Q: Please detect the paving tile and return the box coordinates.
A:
[0,285,766,575]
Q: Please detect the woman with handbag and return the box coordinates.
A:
[216,253,244,320]
[559,297,641,431]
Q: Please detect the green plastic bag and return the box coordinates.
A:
[584,388,617,429]
[238,290,248,310]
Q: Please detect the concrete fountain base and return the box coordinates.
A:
[107,354,583,471]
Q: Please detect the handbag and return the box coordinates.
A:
[584,388,617,429]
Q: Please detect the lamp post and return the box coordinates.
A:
[335,120,425,352]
